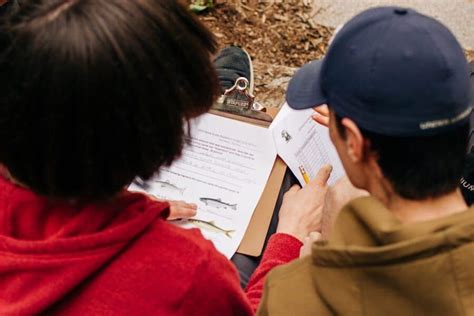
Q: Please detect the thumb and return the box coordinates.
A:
[308,164,332,188]
[286,184,301,194]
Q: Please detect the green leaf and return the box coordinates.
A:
[189,4,209,12]
[189,0,213,13]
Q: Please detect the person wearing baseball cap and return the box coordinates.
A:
[257,7,474,315]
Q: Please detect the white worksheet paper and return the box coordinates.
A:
[129,113,277,258]
[270,103,345,186]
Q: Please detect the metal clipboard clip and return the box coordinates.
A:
[211,77,273,125]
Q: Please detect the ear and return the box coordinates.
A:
[340,118,365,163]
[340,122,384,179]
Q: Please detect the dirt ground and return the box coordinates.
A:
[193,1,473,108]
[466,50,474,61]
[195,0,333,107]
[197,1,333,67]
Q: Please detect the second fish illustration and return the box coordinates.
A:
[199,197,237,210]
[188,219,235,238]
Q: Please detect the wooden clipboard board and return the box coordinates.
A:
[209,107,286,257]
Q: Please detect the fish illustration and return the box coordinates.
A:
[281,129,292,143]
[154,180,185,195]
[188,219,235,238]
[199,197,237,210]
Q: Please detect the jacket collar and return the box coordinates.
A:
[312,196,474,266]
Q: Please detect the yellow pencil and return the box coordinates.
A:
[298,165,310,184]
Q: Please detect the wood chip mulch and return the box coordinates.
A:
[197,0,333,68]
[193,0,333,107]
[466,50,474,62]
[192,1,473,107]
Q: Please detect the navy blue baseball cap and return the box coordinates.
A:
[286,6,472,136]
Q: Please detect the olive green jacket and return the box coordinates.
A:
[258,197,474,315]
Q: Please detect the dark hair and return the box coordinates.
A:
[0,0,20,17]
[334,114,469,199]
[0,0,219,200]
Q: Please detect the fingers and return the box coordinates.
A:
[171,200,198,210]
[309,164,332,188]
[312,105,330,127]
[146,194,162,202]
[168,207,197,220]
[299,242,309,257]
[308,231,322,241]
[299,231,322,257]
[312,113,329,127]
[286,184,301,194]
[167,200,198,220]
[314,105,329,116]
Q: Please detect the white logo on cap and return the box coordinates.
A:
[419,107,472,130]
[461,178,474,192]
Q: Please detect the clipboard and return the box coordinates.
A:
[211,78,286,257]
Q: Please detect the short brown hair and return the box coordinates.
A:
[334,113,468,199]
[0,0,219,200]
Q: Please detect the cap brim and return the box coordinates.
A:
[286,60,326,110]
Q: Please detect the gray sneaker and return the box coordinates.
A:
[213,46,254,94]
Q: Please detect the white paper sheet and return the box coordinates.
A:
[270,103,345,186]
[129,113,276,258]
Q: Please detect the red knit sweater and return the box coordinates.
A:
[0,176,301,315]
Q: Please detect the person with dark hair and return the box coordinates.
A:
[0,0,326,314]
[0,0,19,16]
[258,7,474,315]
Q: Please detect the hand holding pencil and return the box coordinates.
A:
[276,164,333,242]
